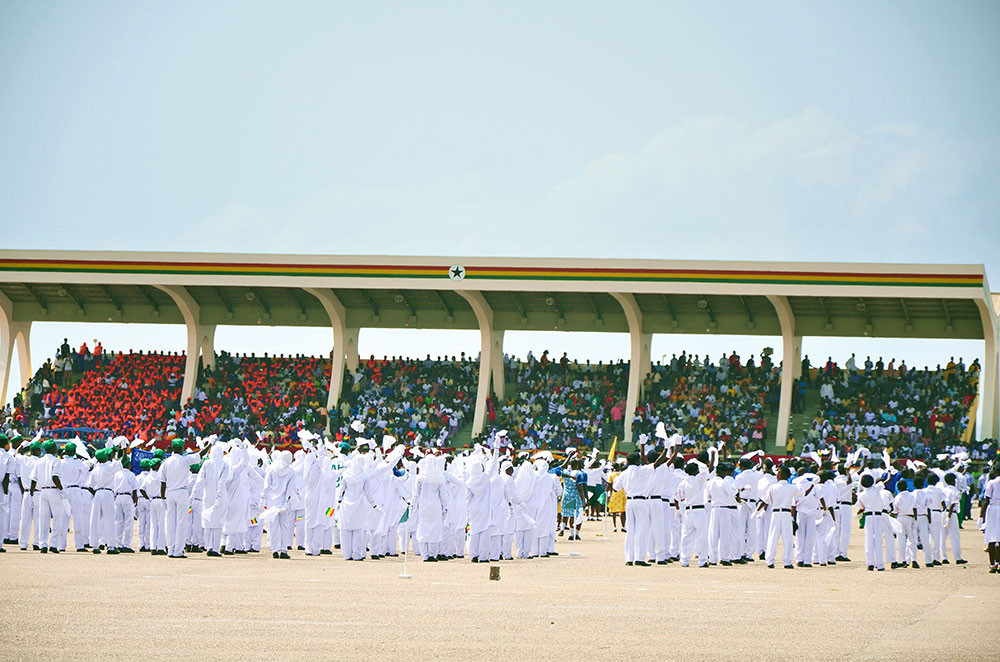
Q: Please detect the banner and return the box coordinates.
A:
[130,449,154,475]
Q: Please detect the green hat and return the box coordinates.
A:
[153,449,166,459]
[42,440,57,453]
[139,459,152,470]
[338,442,351,454]
[95,448,110,462]
[151,457,162,468]
[171,439,185,453]
[63,442,77,456]
[189,463,201,473]
[121,457,130,468]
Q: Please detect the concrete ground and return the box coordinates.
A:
[1,523,997,662]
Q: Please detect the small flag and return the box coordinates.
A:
[188,506,193,514]
[325,507,334,517]
[608,436,618,464]
[249,517,258,525]
[295,514,303,522]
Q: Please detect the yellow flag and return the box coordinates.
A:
[608,436,618,464]
[961,395,978,444]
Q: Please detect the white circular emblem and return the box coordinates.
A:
[448,264,466,281]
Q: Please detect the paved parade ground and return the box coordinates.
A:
[1,524,997,661]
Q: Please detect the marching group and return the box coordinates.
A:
[0,426,600,563]
[609,427,997,572]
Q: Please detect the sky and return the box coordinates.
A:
[1,2,998,401]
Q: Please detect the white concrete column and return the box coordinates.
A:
[0,291,32,406]
[304,288,348,416]
[457,291,496,436]
[490,329,505,401]
[199,326,216,370]
[154,285,203,405]
[977,298,999,439]
[344,328,360,373]
[768,295,799,453]
[611,293,648,447]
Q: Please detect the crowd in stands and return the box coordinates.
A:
[13,339,184,438]
[334,354,478,447]
[632,350,778,455]
[481,350,628,451]
[4,340,989,462]
[799,354,981,460]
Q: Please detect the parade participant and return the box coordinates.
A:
[112,456,138,553]
[29,440,65,554]
[88,448,119,554]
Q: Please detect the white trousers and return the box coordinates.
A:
[624,499,651,563]
[765,511,794,566]
[680,507,709,566]
[90,490,115,548]
[67,487,90,549]
[864,514,884,569]
[836,504,852,556]
[36,489,65,549]
[150,498,167,551]
[943,513,961,561]
[340,527,366,560]
[165,490,189,556]
[137,499,150,549]
[897,515,917,563]
[114,495,135,549]
[709,506,737,562]
[795,511,817,564]
[19,492,36,548]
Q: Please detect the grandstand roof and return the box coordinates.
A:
[0,250,995,339]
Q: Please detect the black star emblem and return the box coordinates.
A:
[450,266,465,279]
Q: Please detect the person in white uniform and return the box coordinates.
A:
[112,456,138,553]
[30,440,66,554]
[758,466,802,569]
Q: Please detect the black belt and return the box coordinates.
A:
[715,505,738,509]
[151,496,164,500]
[64,484,79,488]
[115,493,131,497]
[930,509,942,512]
[773,508,791,513]
[629,496,648,500]
[688,504,705,510]
[96,488,112,492]
[839,501,851,505]
[864,511,884,515]
[40,486,58,490]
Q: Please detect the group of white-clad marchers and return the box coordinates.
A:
[615,423,981,571]
[0,423,586,561]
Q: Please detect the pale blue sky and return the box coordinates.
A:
[1,2,998,400]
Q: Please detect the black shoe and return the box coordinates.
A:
[767,564,774,568]
[223,550,234,556]
[796,562,805,567]
[942,559,950,565]
[50,547,60,554]
[280,552,290,559]
[334,544,340,549]
[835,555,850,562]
[297,546,305,551]
[207,551,222,557]
[107,549,120,555]
[139,547,148,552]
[912,562,920,568]
[40,547,47,554]
[956,559,968,565]
[273,552,280,559]
[657,560,668,565]
[170,554,188,559]
[625,561,634,566]
[932,560,941,566]
[93,548,101,554]
[868,565,874,571]
[425,557,438,562]
[471,557,479,563]
[320,550,333,555]
[235,550,247,555]
[549,552,559,556]
[33,545,40,551]
[635,561,650,567]
[721,561,732,566]
[877,568,885,572]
